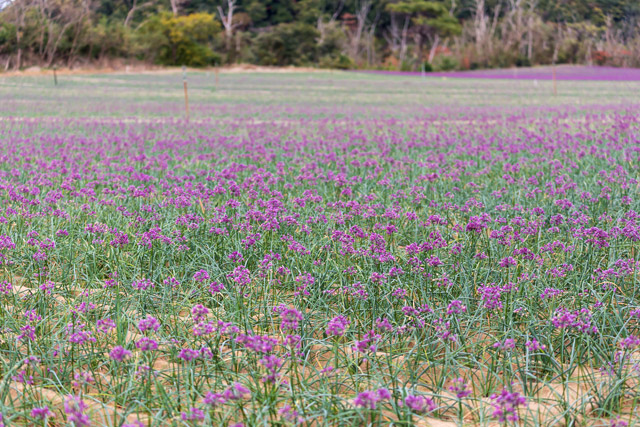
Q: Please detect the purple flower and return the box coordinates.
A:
[449,378,471,399]
[540,287,565,300]
[228,251,244,262]
[12,369,34,385]
[73,371,95,388]
[18,325,36,341]
[391,287,407,299]
[192,321,215,337]
[433,318,457,342]
[446,300,467,315]
[279,405,303,423]
[136,337,159,352]
[525,339,546,351]
[132,278,154,291]
[403,394,436,413]
[353,389,390,410]
[193,269,210,282]
[353,330,381,354]
[191,304,210,322]
[283,334,302,358]
[490,389,526,423]
[31,406,54,420]
[109,346,132,362]
[375,317,394,332]
[227,265,251,287]
[66,323,96,345]
[203,392,226,407]
[478,283,505,311]
[326,315,350,337]
[619,335,640,350]
[499,256,517,268]
[96,317,116,334]
[223,382,251,400]
[235,334,278,354]
[260,355,283,383]
[0,281,12,295]
[163,277,180,288]
[181,407,205,422]
[0,235,16,252]
[178,348,200,362]
[137,315,160,333]
[493,338,516,351]
[551,307,598,334]
[209,281,225,294]
[275,305,303,331]
[64,395,90,427]
[610,417,629,427]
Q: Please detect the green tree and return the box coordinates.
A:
[386,0,461,62]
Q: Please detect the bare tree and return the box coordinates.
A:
[316,0,346,51]
[66,0,96,65]
[473,0,487,48]
[217,0,237,54]
[2,0,32,69]
[525,0,539,61]
[14,0,27,69]
[34,0,94,67]
[365,10,379,66]
[351,0,371,60]
[470,0,500,61]
[330,0,345,22]
[124,0,155,27]
[502,0,526,51]
[169,0,186,16]
[385,12,409,65]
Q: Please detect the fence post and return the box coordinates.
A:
[183,65,190,121]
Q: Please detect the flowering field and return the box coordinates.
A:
[369,65,640,81]
[0,71,640,426]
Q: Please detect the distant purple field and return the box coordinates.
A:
[364,65,640,81]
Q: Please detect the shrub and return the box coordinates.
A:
[86,17,130,60]
[135,12,221,67]
[422,61,433,72]
[253,22,319,66]
[515,55,531,67]
[318,53,353,69]
[433,55,458,71]
[400,60,414,71]
[0,21,16,55]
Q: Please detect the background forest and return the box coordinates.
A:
[1,0,639,71]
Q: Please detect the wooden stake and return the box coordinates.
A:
[182,65,189,121]
[53,67,57,86]
[552,65,557,96]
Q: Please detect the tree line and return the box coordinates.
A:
[1,0,639,71]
